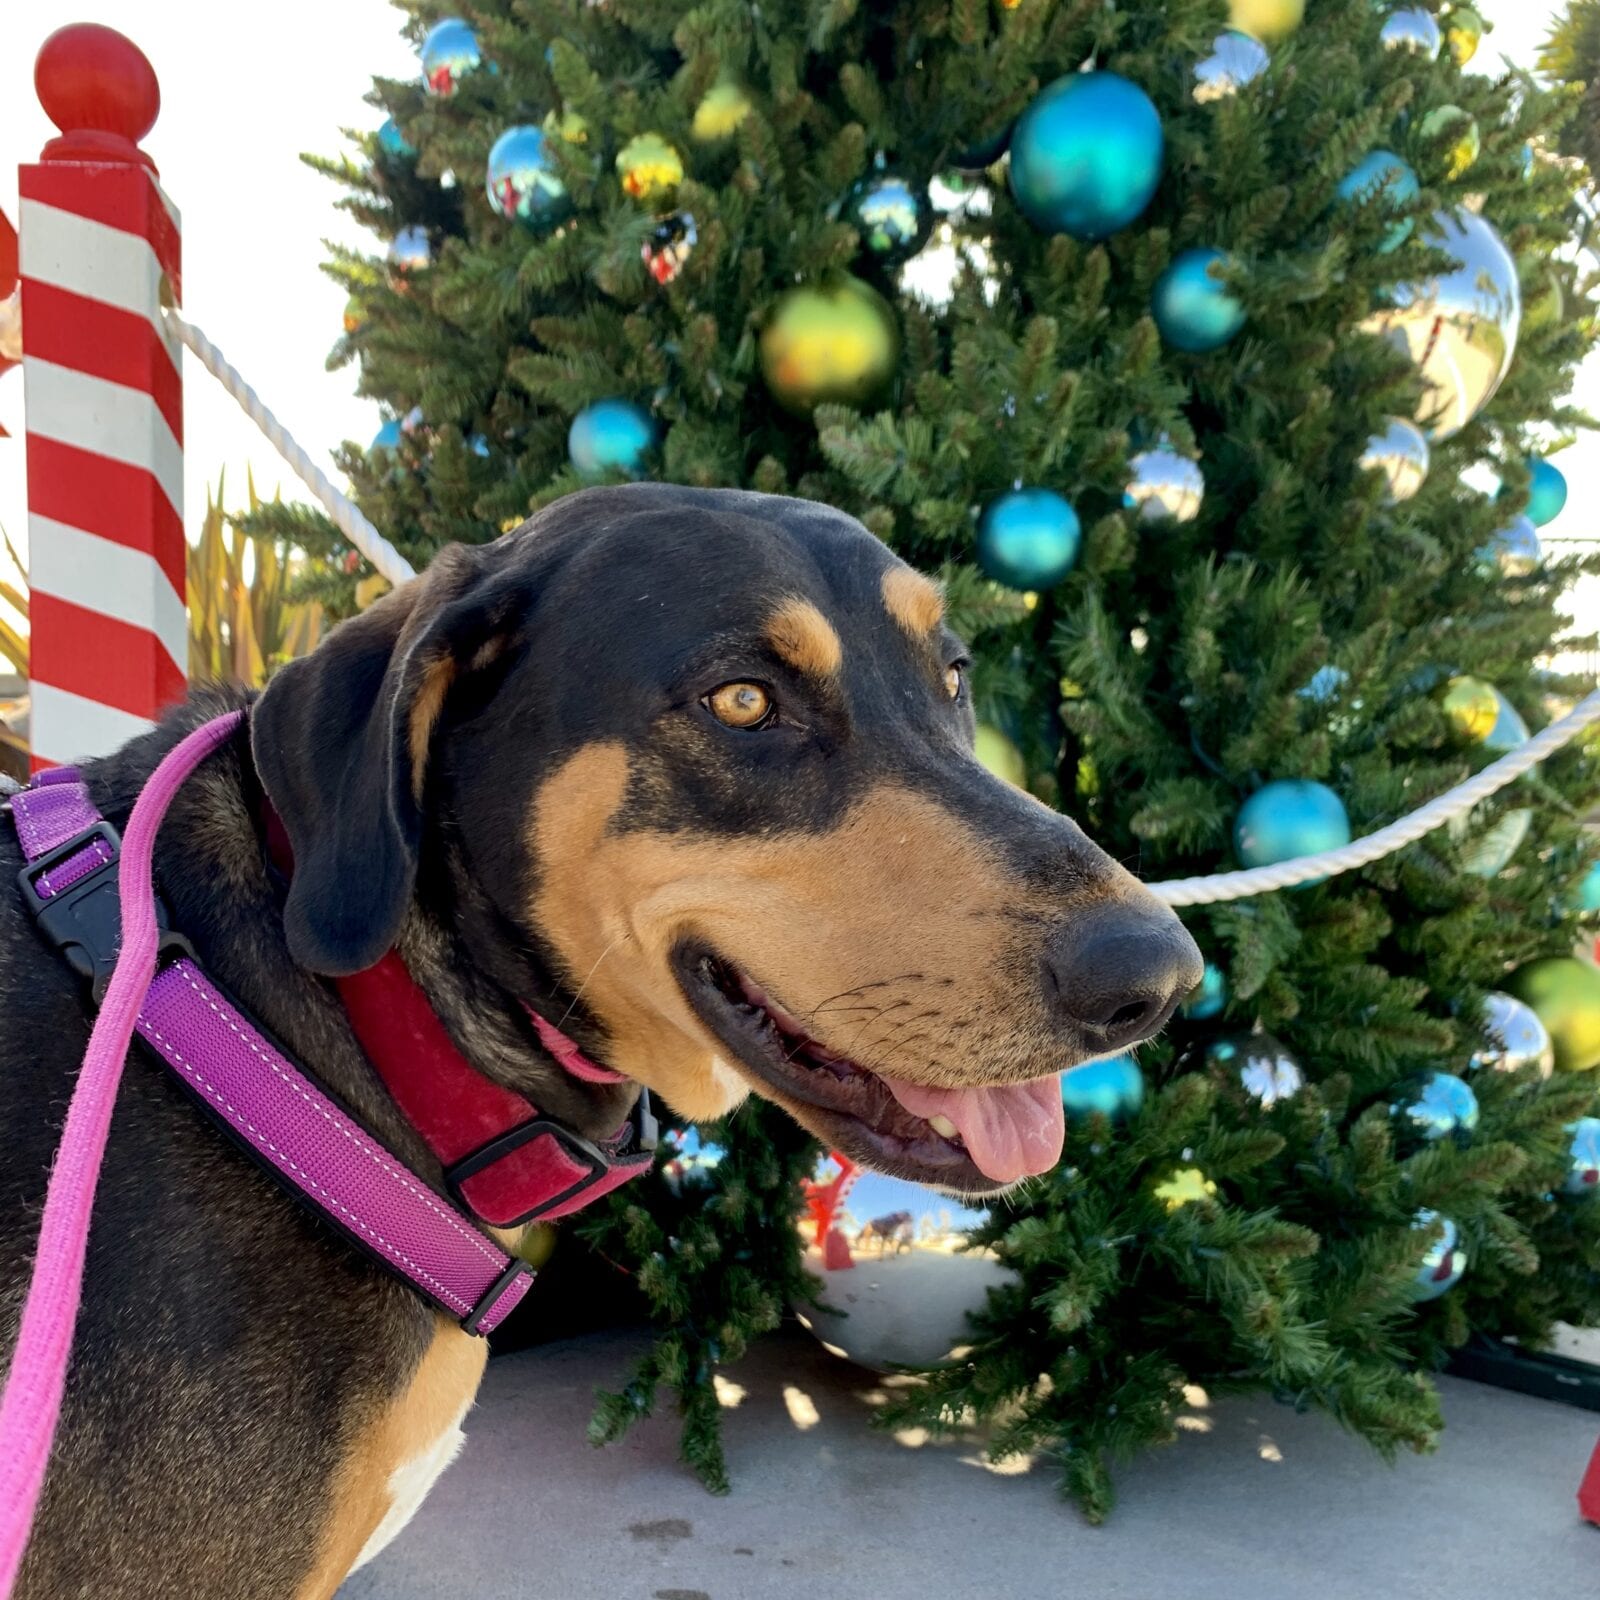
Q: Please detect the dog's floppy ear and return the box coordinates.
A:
[252,544,507,976]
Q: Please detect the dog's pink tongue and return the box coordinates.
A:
[883,1075,1065,1184]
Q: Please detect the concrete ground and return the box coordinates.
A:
[340,1327,1599,1600]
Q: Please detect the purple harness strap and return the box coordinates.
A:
[9,767,534,1338]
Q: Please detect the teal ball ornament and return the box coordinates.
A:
[1564,1117,1600,1196]
[377,118,416,160]
[953,121,1012,172]
[1181,962,1228,1019]
[1152,248,1246,353]
[568,398,656,478]
[421,18,482,96]
[1193,31,1270,104]
[486,126,572,231]
[1336,150,1419,253]
[1567,860,1600,918]
[371,418,403,452]
[1380,7,1442,57]
[1233,779,1350,878]
[1410,1209,1466,1301]
[1061,1054,1144,1119]
[1524,458,1568,527]
[1395,1072,1480,1142]
[1008,72,1164,240]
[977,489,1081,591]
[842,171,932,267]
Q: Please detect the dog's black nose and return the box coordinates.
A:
[1042,903,1204,1054]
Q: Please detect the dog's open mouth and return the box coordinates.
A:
[674,945,1064,1194]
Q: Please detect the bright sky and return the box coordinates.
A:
[0,1,1593,611]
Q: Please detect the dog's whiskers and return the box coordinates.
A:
[553,936,623,1032]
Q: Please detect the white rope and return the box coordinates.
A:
[164,309,417,588]
[167,302,1600,905]
[1148,685,1600,905]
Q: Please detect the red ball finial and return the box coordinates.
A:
[35,24,161,171]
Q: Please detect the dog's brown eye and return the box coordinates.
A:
[944,664,964,701]
[706,681,774,729]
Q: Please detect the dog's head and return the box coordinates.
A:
[253,485,1200,1194]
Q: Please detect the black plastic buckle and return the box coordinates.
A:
[17,821,195,1005]
[461,1257,532,1337]
[445,1087,657,1228]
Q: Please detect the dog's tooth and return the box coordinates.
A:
[929,1114,959,1139]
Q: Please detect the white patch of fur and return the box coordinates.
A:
[349,1398,472,1572]
[706,1054,750,1116]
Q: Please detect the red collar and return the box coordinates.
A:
[262,802,656,1228]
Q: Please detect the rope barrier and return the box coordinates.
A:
[168,304,1600,906]
[164,309,417,587]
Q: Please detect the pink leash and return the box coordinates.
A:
[0,711,244,1595]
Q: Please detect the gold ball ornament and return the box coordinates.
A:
[543,108,588,145]
[1506,957,1600,1073]
[512,1221,558,1269]
[759,275,899,416]
[1421,105,1480,181]
[1154,1167,1218,1212]
[1446,6,1485,65]
[1228,0,1303,42]
[616,133,683,202]
[693,81,753,142]
[355,572,393,612]
[974,724,1027,787]
[1441,675,1499,742]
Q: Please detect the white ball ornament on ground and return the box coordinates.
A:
[1359,209,1521,441]
[1470,992,1554,1077]
[1124,444,1205,523]
[795,1160,1010,1371]
[1357,416,1429,502]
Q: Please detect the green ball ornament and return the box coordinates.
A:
[1523,458,1569,527]
[1505,957,1600,1073]
[1410,1209,1466,1302]
[1008,72,1164,241]
[759,276,899,416]
[567,398,656,478]
[1470,992,1554,1077]
[1441,674,1499,742]
[1336,150,1419,253]
[1181,961,1228,1019]
[977,488,1081,591]
[1193,31,1270,103]
[1564,1117,1600,1196]
[1420,105,1480,181]
[974,723,1027,787]
[485,126,572,232]
[1380,7,1442,57]
[1061,1054,1144,1119]
[1394,1072,1479,1142]
[1358,416,1429,502]
[1447,6,1485,65]
[1451,806,1531,877]
[1229,0,1302,40]
[1152,248,1246,353]
[841,171,932,268]
[420,18,482,96]
[1233,779,1351,878]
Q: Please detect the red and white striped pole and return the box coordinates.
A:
[20,24,185,770]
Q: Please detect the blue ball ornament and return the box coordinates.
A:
[1152,248,1246,353]
[1061,1054,1144,1119]
[377,118,416,160]
[1410,1209,1466,1302]
[568,398,656,478]
[1336,151,1419,253]
[1233,779,1350,879]
[421,18,482,96]
[486,125,573,231]
[1564,1117,1600,1196]
[1008,72,1164,241]
[1395,1072,1479,1142]
[1181,962,1228,1019]
[1524,457,1568,528]
[977,488,1081,591]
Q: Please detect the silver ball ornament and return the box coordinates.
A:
[387,225,432,274]
[1357,416,1430,502]
[1124,444,1205,524]
[1479,514,1541,578]
[1410,1209,1466,1301]
[1564,1117,1600,1196]
[1206,1034,1304,1106]
[1193,31,1270,103]
[1470,992,1554,1077]
[1380,7,1442,57]
[1395,1071,1480,1142]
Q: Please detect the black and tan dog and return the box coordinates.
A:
[0,484,1199,1597]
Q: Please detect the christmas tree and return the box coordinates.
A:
[262,0,1600,1516]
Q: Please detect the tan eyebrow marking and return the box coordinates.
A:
[881,565,945,636]
[765,595,843,678]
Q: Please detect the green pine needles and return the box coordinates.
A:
[291,0,1600,1518]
